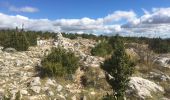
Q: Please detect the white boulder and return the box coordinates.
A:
[129,77,164,99]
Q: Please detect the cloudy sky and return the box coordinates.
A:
[1,0,170,38]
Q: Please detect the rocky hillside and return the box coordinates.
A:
[0,33,170,100]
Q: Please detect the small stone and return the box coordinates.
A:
[48,91,54,96]
[71,95,76,100]
[23,65,33,70]
[30,77,41,86]
[46,79,56,86]
[42,87,49,91]
[0,89,4,97]
[30,86,41,93]
[57,85,63,92]
[90,91,96,95]
[10,89,18,95]
[83,96,87,100]
[20,90,28,95]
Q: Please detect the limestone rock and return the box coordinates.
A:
[149,72,170,81]
[47,90,54,96]
[155,56,170,69]
[23,65,33,70]
[126,48,140,61]
[30,86,41,94]
[4,48,16,53]
[20,89,28,95]
[71,95,76,100]
[0,89,4,99]
[45,79,56,86]
[128,77,164,99]
[30,77,41,86]
[57,84,63,92]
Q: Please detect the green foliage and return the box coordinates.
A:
[61,32,108,41]
[25,31,37,46]
[61,33,78,39]
[0,29,39,51]
[81,33,97,40]
[102,93,115,100]
[148,38,170,53]
[108,35,119,49]
[41,47,79,77]
[91,40,112,57]
[2,30,29,51]
[3,91,20,100]
[3,96,11,100]
[80,67,110,90]
[15,91,21,100]
[0,29,60,51]
[37,31,57,39]
[101,36,135,100]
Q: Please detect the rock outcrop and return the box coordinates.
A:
[154,55,170,69]
[128,77,164,99]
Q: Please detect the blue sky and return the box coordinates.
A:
[1,0,170,19]
[1,0,170,37]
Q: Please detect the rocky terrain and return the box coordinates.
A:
[0,33,170,100]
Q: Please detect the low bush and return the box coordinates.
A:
[41,47,79,77]
[91,41,112,57]
[102,93,115,100]
[80,67,110,90]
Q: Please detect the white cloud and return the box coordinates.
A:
[52,10,136,34]
[120,7,170,38]
[0,2,39,13]
[103,10,136,23]
[9,6,39,13]
[1,8,170,38]
[0,13,58,32]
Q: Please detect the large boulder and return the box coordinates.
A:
[128,77,164,99]
[155,56,170,69]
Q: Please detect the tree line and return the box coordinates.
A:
[0,28,170,53]
[0,28,57,51]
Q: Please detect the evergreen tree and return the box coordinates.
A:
[101,36,135,100]
[2,28,29,51]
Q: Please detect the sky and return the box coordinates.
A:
[1,0,170,37]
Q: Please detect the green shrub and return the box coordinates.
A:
[101,36,135,99]
[102,94,115,100]
[0,29,38,51]
[148,38,170,53]
[91,41,112,57]
[61,33,78,39]
[41,47,79,77]
[15,91,21,100]
[3,30,29,51]
[80,67,109,90]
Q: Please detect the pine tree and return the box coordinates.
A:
[102,36,135,100]
[4,28,29,51]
